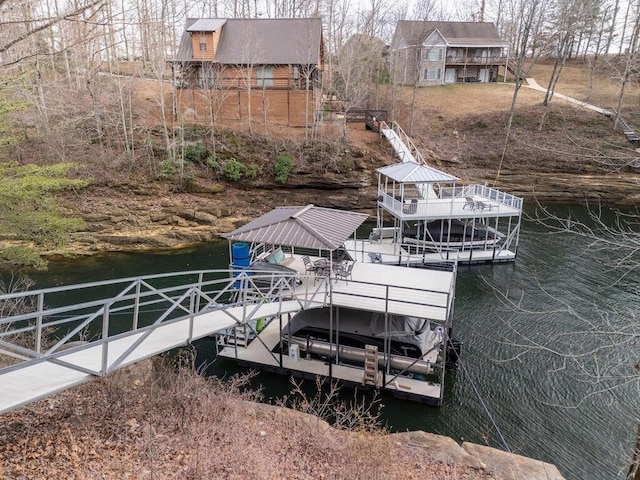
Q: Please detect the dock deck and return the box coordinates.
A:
[218,258,455,404]
[218,313,443,403]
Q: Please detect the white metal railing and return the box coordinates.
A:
[378,190,521,218]
[442,184,523,210]
[379,121,426,165]
[0,268,315,378]
[349,236,461,267]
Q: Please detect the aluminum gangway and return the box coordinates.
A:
[0,269,323,415]
[380,121,426,165]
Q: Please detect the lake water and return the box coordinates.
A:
[24,205,639,480]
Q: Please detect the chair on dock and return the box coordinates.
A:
[334,261,354,284]
[314,265,330,285]
[475,201,492,211]
[403,198,418,214]
[463,196,476,210]
[302,255,315,274]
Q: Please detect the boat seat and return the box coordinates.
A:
[267,247,294,266]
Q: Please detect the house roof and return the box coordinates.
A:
[222,205,368,251]
[393,21,509,49]
[186,18,226,32]
[173,18,323,65]
[377,162,459,183]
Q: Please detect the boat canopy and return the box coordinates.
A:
[222,204,368,250]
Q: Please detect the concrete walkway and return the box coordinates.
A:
[524,77,608,114]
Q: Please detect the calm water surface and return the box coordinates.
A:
[26,206,639,480]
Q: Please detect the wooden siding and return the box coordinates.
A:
[176,89,316,127]
[191,31,221,60]
[215,65,309,89]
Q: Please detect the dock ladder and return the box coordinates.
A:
[363,344,381,387]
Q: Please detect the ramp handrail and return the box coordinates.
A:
[379,121,426,165]
[0,268,312,377]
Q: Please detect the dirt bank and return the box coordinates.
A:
[53,110,639,257]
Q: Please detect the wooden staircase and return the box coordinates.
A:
[605,109,640,147]
[505,60,526,83]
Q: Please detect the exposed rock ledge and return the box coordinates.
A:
[244,401,565,480]
[105,361,565,479]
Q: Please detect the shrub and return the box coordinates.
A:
[273,153,294,184]
[159,159,180,177]
[223,158,244,181]
[204,155,221,174]
[245,163,262,180]
[183,142,209,163]
[182,124,208,141]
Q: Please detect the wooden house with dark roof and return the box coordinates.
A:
[390,21,509,86]
[169,18,324,126]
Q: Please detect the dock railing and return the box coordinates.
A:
[440,185,523,210]
[379,121,426,165]
[378,188,522,217]
[0,269,311,378]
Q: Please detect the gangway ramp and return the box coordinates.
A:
[381,125,418,163]
[0,270,306,415]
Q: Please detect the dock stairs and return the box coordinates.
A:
[363,344,381,387]
[227,325,250,347]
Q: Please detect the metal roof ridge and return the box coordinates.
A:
[291,204,314,219]
[403,162,423,182]
[295,208,340,249]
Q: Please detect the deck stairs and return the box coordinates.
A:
[227,325,250,347]
[506,60,526,82]
[605,109,640,147]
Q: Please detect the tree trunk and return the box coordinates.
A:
[629,423,640,480]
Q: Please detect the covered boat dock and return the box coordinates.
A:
[219,205,457,405]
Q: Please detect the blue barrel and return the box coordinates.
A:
[231,242,251,288]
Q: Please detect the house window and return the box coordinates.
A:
[256,66,274,87]
[293,66,299,80]
[198,35,207,51]
[426,47,443,61]
[423,68,442,81]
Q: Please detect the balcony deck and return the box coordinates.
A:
[379,189,521,220]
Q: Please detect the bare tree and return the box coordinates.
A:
[611,1,640,131]
[495,0,546,184]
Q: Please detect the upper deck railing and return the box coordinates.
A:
[445,55,508,65]
[378,184,523,218]
[440,185,523,210]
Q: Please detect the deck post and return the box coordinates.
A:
[188,287,196,343]
[278,314,283,368]
[35,292,44,354]
[329,294,334,381]
[100,303,110,376]
[132,280,141,330]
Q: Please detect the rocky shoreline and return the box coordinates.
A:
[53,166,640,258]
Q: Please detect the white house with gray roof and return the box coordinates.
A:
[390,21,510,86]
